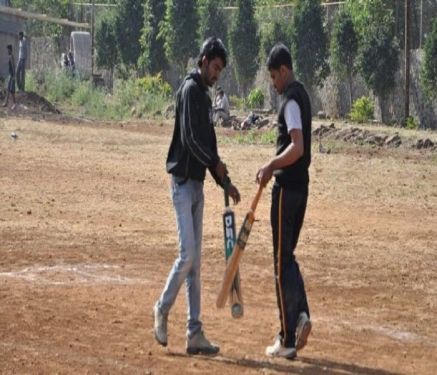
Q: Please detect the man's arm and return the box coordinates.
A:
[256,129,304,187]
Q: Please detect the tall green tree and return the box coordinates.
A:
[291,0,329,89]
[198,0,228,47]
[138,0,168,74]
[115,0,144,68]
[330,8,358,110]
[350,0,399,122]
[229,0,259,95]
[259,20,290,63]
[160,0,199,77]
[421,18,437,101]
[95,12,118,88]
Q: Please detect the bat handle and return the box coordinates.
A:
[250,184,264,212]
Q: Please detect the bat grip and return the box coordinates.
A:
[250,184,264,212]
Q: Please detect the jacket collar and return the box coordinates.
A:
[188,69,208,92]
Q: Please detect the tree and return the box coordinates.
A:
[229,0,260,95]
[114,0,144,68]
[421,18,437,101]
[198,0,228,48]
[291,0,329,89]
[259,20,290,63]
[95,12,118,88]
[160,0,199,77]
[330,8,358,110]
[352,0,399,122]
[138,0,168,74]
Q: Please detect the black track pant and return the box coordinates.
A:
[271,183,310,348]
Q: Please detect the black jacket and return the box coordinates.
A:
[166,70,223,186]
[274,80,312,191]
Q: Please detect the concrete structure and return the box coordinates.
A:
[70,31,92,78]
[0,3,24,79]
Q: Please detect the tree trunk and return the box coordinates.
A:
[348,73,354,112]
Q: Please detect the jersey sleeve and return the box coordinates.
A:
[284,99,302,132]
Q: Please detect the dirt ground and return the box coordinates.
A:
[0,116,436,374]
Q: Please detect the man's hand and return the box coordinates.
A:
[215,160,228,181]
[228,184,241,205]
[256,162,273,187]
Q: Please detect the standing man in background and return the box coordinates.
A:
[16,31,27,91]
[153,37,240,355]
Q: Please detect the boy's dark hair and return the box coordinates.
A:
[7,44,12,51]
[266,43,293,71]
[19,31,24,37]
[197,37,227,68]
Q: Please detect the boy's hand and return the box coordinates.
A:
[256,163,273,187]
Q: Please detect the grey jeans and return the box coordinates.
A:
[156,176,204,337]
[16,59,25,91]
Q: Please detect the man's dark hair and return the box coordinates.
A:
[266,43,293,71]
[7,44,12,51]
[197,37,227,68]
[19,31,24,37]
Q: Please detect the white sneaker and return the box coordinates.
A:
[153,304,168,347]
[266,335,296,359]
[186,331,219,355]
[295,312,311,351]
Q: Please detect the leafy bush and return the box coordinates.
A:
[404,116,418,130]
[229,95,246,110]
[28,69,172,120]
[350,96,374,123]
[45,71,76,103]
[136,73,172,97]
[247,88,264,109]
[25,71,38,92]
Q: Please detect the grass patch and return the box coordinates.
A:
[26,70,172,121]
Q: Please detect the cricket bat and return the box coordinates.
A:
[223,186,244,318]
[217,184,263,309]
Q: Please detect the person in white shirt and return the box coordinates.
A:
[16,31,27,91]
[213,87,230,123]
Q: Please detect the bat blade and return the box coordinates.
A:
[223,190,244,318]
[217,185,263,309]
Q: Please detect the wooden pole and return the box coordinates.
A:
[404,0,411,121]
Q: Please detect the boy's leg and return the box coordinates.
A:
[271,186,309,348]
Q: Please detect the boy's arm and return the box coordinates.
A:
[256,129,304,187]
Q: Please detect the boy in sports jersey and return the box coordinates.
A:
[256,43,312,359]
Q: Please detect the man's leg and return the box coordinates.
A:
[17,60,25,91]
[157,179,198,314]
[185,180,204,337]
[21,60,25,91]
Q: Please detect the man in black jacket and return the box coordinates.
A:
[153,37,240,355]
[256,43,312,359]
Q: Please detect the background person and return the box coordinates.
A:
[3,45,17,110]
[16,31,27,91]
